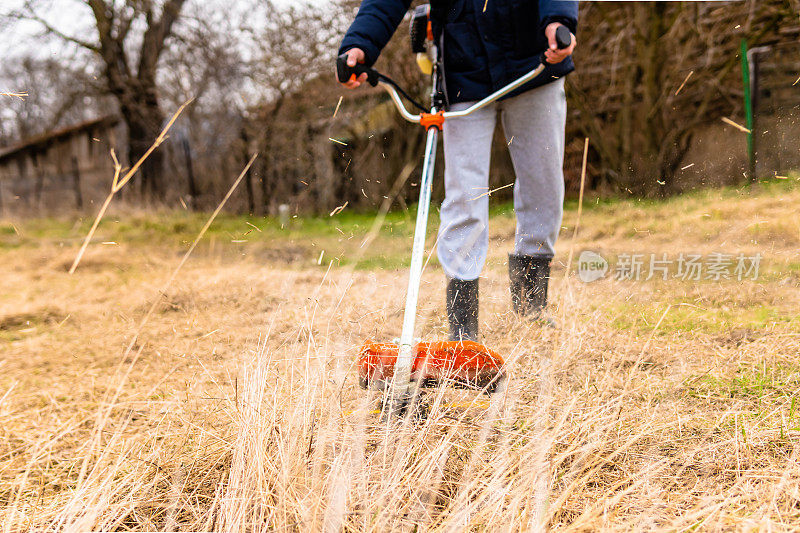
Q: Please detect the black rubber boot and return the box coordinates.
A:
[446,278,479,342]
[509,254,552,317]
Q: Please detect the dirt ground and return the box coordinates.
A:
[1,179,800,531]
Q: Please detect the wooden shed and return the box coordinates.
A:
[0,116,123,215]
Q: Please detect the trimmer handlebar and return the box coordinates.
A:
[338,24,573,124]
[336,53,380,86]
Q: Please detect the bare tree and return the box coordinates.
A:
[5,0,188,198]
[0,55,109,143]
[157,1,250,209]
[245,0,347,213]
[567,0,797,194]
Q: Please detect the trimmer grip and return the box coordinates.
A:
[336,53,379,86]
[554,24,572,49]
[540,24,573,64]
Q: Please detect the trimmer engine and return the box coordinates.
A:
[409,4,434,75]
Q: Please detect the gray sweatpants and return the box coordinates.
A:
[437,77,567,281]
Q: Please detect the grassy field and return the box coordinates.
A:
[1,177,800,531]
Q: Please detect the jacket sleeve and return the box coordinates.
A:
[538,0,578,34]
[338,0,413,67]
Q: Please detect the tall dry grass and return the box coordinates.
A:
[1,179,800,530]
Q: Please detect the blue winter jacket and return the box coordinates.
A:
[339,0,578,105]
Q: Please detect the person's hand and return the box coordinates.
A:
[544,22,576,64]
[340,48,368,89]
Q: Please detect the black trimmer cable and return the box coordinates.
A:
[377,73,429,113]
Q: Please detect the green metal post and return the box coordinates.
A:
[740,39,756,181]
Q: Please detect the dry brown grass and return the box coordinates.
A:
[1,178,799,531]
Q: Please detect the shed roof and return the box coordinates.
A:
[0,115,120,164]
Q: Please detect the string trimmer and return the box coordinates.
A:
[337,6,572,414]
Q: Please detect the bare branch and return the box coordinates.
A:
[115,3,137,44]
[137,0,187,82]
[8,2,99,51]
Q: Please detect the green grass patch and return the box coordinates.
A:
[343,254,412,271]
[607,301,798,335]
[686,364,800,402]
[2,208,424,246]
[2,171,798,261]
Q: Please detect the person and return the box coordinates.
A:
[338,0,578,341]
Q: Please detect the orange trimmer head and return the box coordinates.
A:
[358,341,505,391]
